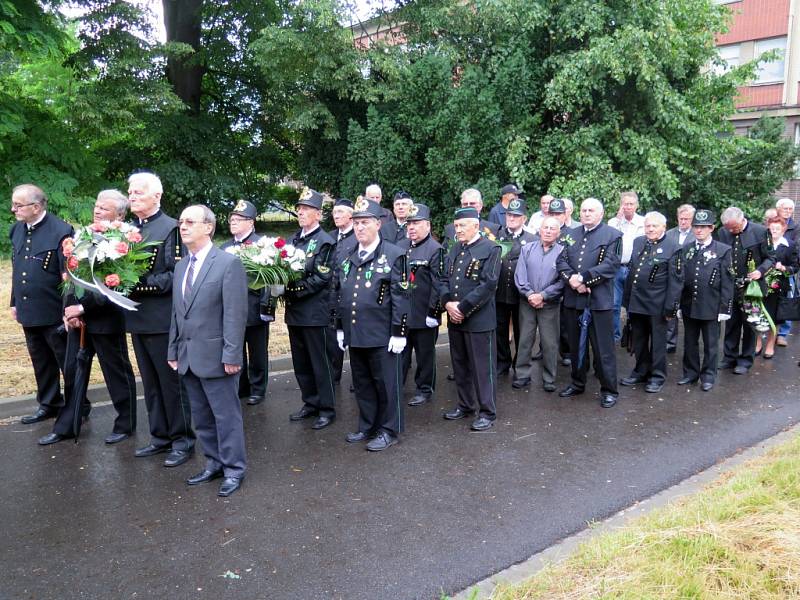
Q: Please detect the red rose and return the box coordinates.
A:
[61,238,74,258]
[105,274,121,287]
[274,238,286,249]
[115,242,129,255]
[67,256,79,271]
[125,231,143,243]
[280,249,288,259]
[409,271,416,283]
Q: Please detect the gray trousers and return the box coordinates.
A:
[515,302,560,384]
[183,369,247,479]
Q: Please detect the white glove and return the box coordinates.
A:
[387,336,407,354]
[425,317,439,328]
[718,313,731,322]
[676,309,682,319]
[260,314,274,323]
[337,329,346,351]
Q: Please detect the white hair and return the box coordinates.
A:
[365,184,382,199]
[581,197,604,213]
[563,198,574,212]
[776,197,795,210]
[644,211,667,226]
[461,188,483,206]
[97,189,129,218]
[720,206,744,224]
[677,204,695,215]
[128,172,163,196]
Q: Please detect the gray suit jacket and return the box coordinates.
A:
[666,226,695,247]
[168,245,248,379]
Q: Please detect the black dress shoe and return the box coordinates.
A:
[701,382,714,392]
[164,449,193,467]
[512,377,531,389]
[443,407,473,420]
[560,357,571,366]
[349,383,355,392]
[645,382,664,393]
[218,477,243,497]
[733,365,749,375]
[247,396,264,406]
[104,432,129,445]
[620,376,646,386]
[677,376,698,385]
[408,394,431,406]
[601,394,617,408]
[558,385,584,398]
[311,415,334,430]
[497,368,510,376]
[719,361,736,370]
[531,352,543,361]
[470,417,495,431]
[289,405,318,421]
[135,443,170,457]
[446,373,455,381]
[38,432,67,445]
[543,382,556,393]
[346,431,370,443]
[366,432,397,452]
[666,346,677,354]
[21,407,56,425]
[186,468,223,485]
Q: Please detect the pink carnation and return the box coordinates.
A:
[67,256,79,271]
[61,238,75,258]
[125,231,143,243]
[105,274,121,287]
[115,242,129,255]
[90,222,108,233]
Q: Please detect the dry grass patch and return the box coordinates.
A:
[0,259,291,397]
[485,434,800,599]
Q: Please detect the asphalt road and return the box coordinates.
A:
[1,335,798,600]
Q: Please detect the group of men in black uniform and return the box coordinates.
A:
[8,175,787,466]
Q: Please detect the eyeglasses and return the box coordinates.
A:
[11,202,37,210]
[178,219,212,227]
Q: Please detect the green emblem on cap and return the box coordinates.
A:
[696,210,709,222]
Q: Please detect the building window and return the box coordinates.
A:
[754,37,787,84]
[714,43,740,76]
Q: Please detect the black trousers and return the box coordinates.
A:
[131,333,194,451]
[449,328,497,419]
[495,301,521,373]
[401,326,438,396]
[23,324,68,410]
[288,325,336,417]
[559,304,570,357]
[237,323,269,400]
[682,316,720,384]
[564,307,618,396]
[628,313,668,385]
[723,305,756,369]
[328,324,344,383]
[666,318,679,351]
[349,346,403,436]
[53,329,137,437]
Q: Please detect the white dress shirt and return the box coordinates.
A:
[183,240,214,296]
[608,213,645,264]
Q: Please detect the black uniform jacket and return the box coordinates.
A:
[220,230,268,327]
[397,234,445,327]
[284,226,336,327]
[623,234,684,318]
[495,227,537,305]
[380,219,408,245]
[125,210,183,334]
[556,223,622,311]
[716,221,774,293]
[439,235,502,332]
[10,213,73,327]
[335,239,411,347]
[442,219,501,251]
[680,240,734,320]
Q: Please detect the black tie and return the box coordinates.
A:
[358,249,367,260]
[184,255,197,307]
[338,232,344,242]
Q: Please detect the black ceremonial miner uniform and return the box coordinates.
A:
[336,240,410,436]
[680,240,734,385]
[439,235,502,420]
[556,223,622,397]
[125,210,194,452]
[716,221,774,370]
[327,227,358,383]
[379,218,408,245]
[220,231,270,402]
[397,234,445,400]
[285,226,337,418]
[495,227,536,374]
[10,213,73,412]
[53,290,138,438]
[442,220,500,251]
[622,234,683,387]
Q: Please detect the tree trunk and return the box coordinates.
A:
[162,0,204,113]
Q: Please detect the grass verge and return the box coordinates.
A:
[472,433,800,599]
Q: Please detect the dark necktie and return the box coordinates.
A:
[358,249,367,260]
[338,232,344,242]
[184,255,197,306]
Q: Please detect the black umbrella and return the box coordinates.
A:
[69,323,93,441]
[576,306,592,370]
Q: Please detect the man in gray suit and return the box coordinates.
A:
[664,204,696,353]
[168,205,248,498]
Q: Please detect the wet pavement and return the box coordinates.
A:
[1,335,799,600]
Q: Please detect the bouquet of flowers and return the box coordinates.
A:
[764,267,785,295]
[225,236,306,295]
[61,220,159,310]
[742,259,775,334]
